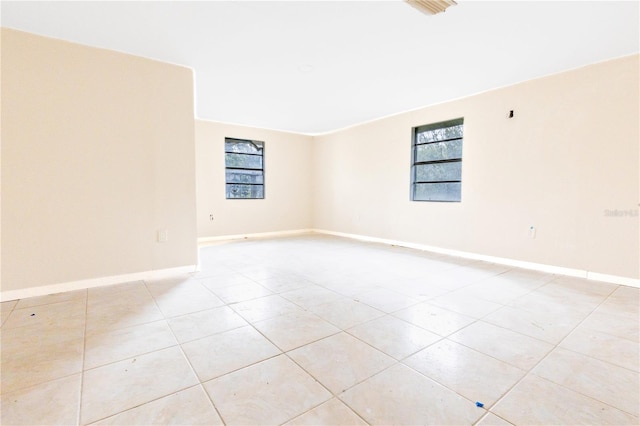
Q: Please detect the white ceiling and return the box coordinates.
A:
[2,1,638,135]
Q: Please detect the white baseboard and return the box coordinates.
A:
[0,265,198,302]
[313,229,639,288]
[586,272,640,288]
[198,229,313,246]
[4,229,637,302]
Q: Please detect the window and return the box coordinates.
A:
[411,118,464,202]
[225,137,264,199]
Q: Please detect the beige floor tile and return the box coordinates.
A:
[483,305,584,344]
[393,302,475,336]
[257,276,313,293]
[508,288,596,317]
[545,276,617,299]
[580,309,639,342]
[182,325,280,381]
[1,328,84,394]
[355,288,420,313]
[280,286,343,309]
[15,289,87,309]
[285,398,367,426]
[601,287,639,310]
[253,311,340,351]
[146,278,225,318]
[211,282,272,303]
[492,375,637,425]
[439,254,488,266]
[2,237,635,426]
[2,298,86,330]
[1,373,81,426]
[144,275,196,292]
[230,294,305,322]
[238,266,288,282]
[321,280,381,298]
[81,346,198,424]
[389,279,451,300]
[308,298,385,329]
[414,270,469,291]
[90,385,223,425]
[341,363,483,425]
[288,332,395,394]
[204,355,331,425]
[449,321,554,370]
[1,310,12,327]
[347,315,441,359]
[1,315,85,354]
[532,348,639,416]
[429,290,503,318]
[1,300,18,310]
[498,268,555,284]
[597,297,640,319]
[86,286,163,332]
[86,300,163,333]
[427,266,504,291]
[404,339,526,406]
[464,277,541,304]
[476,413,513,425]
[1,300,18,326]
[167,306,247,344]
[84,320,177,369]
[199,273,257,291]
[532,280,613,312]
[602,285,640,312]
[560,326,639,372]
[88,280,148,300]
[466,262,511,276]
[190,265,236,280]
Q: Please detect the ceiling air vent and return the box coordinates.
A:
[406,0,457,15]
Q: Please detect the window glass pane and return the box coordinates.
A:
[226,184,264,199]
[226,169,264,184]
[416,124,463,143]
[415,139,462,162]
[225,137,264,199]
[413,182,461,201]
[225,153,263,169]
[414,161,462,182]
[225,140,263,155]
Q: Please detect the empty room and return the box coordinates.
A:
[1,1,638,425]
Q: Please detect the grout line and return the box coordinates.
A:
[237,301,381,424]
[77,289,89,426]
[85,383,209,425]
[484,283,632,417]
[6,236,637,425]
[223,255,618,422]
[281,340,380,425]
[0,371,84,400]
[473,410,514,425]
[557,337,640,373]
[142,278,229,426]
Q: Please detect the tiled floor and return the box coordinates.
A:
[1,234,638,425]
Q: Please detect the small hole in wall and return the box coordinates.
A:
[508,110,514,118]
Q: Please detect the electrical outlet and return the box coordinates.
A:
[209,214,214,221]
[157,229,168,243]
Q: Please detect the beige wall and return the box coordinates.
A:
[1,29,198,293]
[2,27,637,293]
[313,55,639,279]
[195,120,313,238]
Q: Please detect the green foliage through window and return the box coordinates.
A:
[411,118,463,202]
[225,138,264,199]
